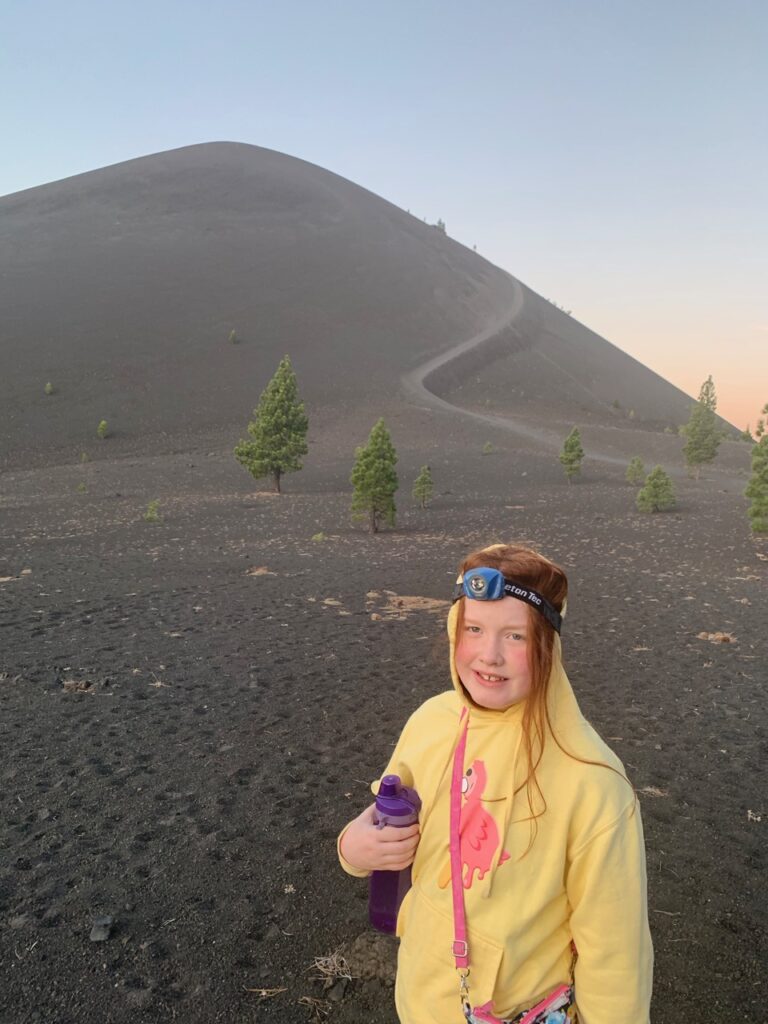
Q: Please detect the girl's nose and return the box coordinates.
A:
[479,640,504,665]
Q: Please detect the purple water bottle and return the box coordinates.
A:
[369,774,421,934]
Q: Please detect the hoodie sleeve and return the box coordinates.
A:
[566,798,653,1024]
[336,711,416,878]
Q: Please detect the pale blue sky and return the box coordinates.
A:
[3,0,766,425]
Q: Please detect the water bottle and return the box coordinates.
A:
[369,774,421,934]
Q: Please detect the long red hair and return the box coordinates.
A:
[455,543,631,849]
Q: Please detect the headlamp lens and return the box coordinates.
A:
[462,567,505,600]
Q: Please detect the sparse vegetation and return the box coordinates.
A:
[144,499,161,523]
[435,218,446,234]
[234,355,308,494]
[683,375,720,479]
[637,466,676,512]
[756,403,768,439]
[97,419,109,440]
[559,427,584,482]
[740,426,754,443]
[228,329,238,344]
[611,399,621,410]
[80,451,89,463]
[350,418,398,534]
[745,433,768,533]
[545,298,572,315]
[482,441,494,455]
[44,381,54,395]
[626,457,646,486]
[412,465,433,509]
[76,482,87,494]
[311,531,327,542]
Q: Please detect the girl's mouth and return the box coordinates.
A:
[474,670,508,686]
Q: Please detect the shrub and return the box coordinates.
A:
[626,457,645,486]
[76,482,87,494]
[482,441,494,455]
[44,382,54,395]
[229,329,238,344]
[559,427,584,482]
[144,500,161,523]
[745,434,768,533]
[97,419,108,440]
[311,531,327,542]
[636,466,676,512]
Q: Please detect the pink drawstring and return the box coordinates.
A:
[450,707,471,970]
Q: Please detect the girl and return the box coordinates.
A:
[338,544,652,1024]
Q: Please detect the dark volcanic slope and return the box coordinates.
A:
[0,142,730,473]
[0,143,515,467]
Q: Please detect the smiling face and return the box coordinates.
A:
[455,597,532,711]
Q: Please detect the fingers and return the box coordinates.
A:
[376,822,420,842]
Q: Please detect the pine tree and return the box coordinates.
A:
[745,434,768,533]
[97,419,108,440]
[559,427,584,482]
[412,465,433,509]
[626,456,645,486]
[234,355,308,493]
[683,375,720,479]
[350,419,398,533]
[636,466,676,513]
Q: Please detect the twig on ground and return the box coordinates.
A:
[298,996,332,1020]
[307,948,354,981]
[243,986,288,998]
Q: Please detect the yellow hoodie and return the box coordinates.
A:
[338,603,653,1024]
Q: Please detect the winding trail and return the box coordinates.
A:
[400,277,633,469]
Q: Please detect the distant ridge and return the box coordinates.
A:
[0,142,720,468]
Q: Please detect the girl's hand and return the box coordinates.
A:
[340,802,420,873]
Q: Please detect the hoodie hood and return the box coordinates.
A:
[446,598,583,729]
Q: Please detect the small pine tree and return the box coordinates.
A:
[740,425,754,443]
[350,419,398,533]
[745,434,768,533]
[97,419,108,440]
[144,499,161,523]
[636,466,676,512]
[44,381,54,395]
[559,427,584,482]
[482,441,494,455]
[626,456,645,486]
[683,375,720,479]
[436,218,446,234]
[229,329,238,344]
[412,465,433,509]
[234,355,308,494]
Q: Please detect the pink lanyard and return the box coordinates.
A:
[450,707,471,970]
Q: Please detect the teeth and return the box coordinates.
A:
[479,673,505,682]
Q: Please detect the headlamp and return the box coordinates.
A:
[452,567,562,634]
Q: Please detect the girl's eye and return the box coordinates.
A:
[465,625,481,634]
[506,633,525,642]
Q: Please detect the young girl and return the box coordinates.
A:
[338,544,652,1024]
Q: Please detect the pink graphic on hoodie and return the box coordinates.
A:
[438,759,511,890]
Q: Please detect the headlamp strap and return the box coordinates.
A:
[452,569,562,634]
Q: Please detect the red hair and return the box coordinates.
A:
[456,543,631,851]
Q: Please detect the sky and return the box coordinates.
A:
[3,0,766,428]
